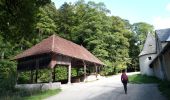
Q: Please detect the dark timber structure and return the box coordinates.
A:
[14,35,104,84]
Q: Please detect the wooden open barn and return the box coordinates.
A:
[14,35,104,84]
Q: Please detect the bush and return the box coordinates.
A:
[158,81,170,100]
[38,69,51,82]
[0,60,16,91]
[55,66,67,80]
[18,71,31,84]
[100,64,126,76]
[100,65,114,76]
[71,67,77,77]
[99,60,127,76]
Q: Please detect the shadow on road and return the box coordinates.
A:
[87,84,167,100]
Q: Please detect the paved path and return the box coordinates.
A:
[45,72,167,100]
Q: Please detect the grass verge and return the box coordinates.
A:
[128,74,170,100]
[23,89,61,100]
[128,74,161,84]
[158,81,170,100]
[0,89,61,100]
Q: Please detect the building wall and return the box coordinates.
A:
[156,35,161,54]
[153,58,164,79]
[161,42,168,49]
[139,54,157,76]
[163,51,170,80]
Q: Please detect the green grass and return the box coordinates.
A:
[0,89,61,100]
[158,81,170,100]
[23,89,61,100]
[128,74,170,100]
[128,74,161,84]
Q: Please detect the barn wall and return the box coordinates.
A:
[139,54,157,76]
[152,58,164,79]
[56,54,71,65]
[163,50,170,81]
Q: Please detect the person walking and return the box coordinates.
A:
[121,69,129,94]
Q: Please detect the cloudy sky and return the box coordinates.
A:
[52,0,170,29]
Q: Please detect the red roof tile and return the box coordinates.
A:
[14,35,104,65]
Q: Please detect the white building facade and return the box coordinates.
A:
[139,28,170,80]
[139,33,156,76]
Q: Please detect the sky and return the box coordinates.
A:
[52,0,170,30]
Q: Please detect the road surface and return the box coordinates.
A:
[45,72,166,100]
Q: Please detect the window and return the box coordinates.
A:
[148,57,152,60]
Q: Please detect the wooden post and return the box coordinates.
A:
[35,59,39,83]
[53,67,56,82]
[30,70,34,83]
[76,68,79,76]
[35,69,38,83]
[68,64,71,84]
[49,68,53,83]
[16,71,19,84]
[83,61,86,82]
[95,63,98,78]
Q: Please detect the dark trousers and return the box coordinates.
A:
[123,82,127,94]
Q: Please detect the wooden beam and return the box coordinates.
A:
[94,63,98,78]
[83,60,87,82]
[35,69,38,83]
[76,67,79,76]
[68,63,71,84]
[53,67,56,82]
[49,68,53,83]
[30,70,33,83]
[50,54,57,68]
[35,59,39,83]
[16,71,19,84]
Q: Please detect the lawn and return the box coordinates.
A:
[0,89,61,100]
[128,74,161,84]
[23,89,61,100]
[128,74,170,100]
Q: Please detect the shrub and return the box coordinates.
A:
[18,71,30,84]
[55,66,67,80]
[0,60,16,91]
[71,67,77,77]
[158,81,170,100]
[38,69,51,82]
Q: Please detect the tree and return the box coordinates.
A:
[128,32,140,71]
[0,0,51,93]
[108,16,131,73]
[34,3,57,42]
[0,0,155,83]
[132,22,154,50]
[128,22,154,71]
[56,2,76,40]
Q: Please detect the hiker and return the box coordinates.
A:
[121,69,128,94]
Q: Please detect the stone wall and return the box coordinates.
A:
[15,82,61,91]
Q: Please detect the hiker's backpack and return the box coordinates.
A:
[122,74,128,81]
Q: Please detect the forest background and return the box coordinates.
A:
[0,0,154,91]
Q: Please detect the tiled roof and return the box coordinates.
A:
[139,33,156,56]
[14,35,103,65]
[156,28,170,42]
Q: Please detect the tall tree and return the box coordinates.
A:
[0,0,51,91]
[132,22,154,50]
[57,2,76,40]
[33,3,57,43]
